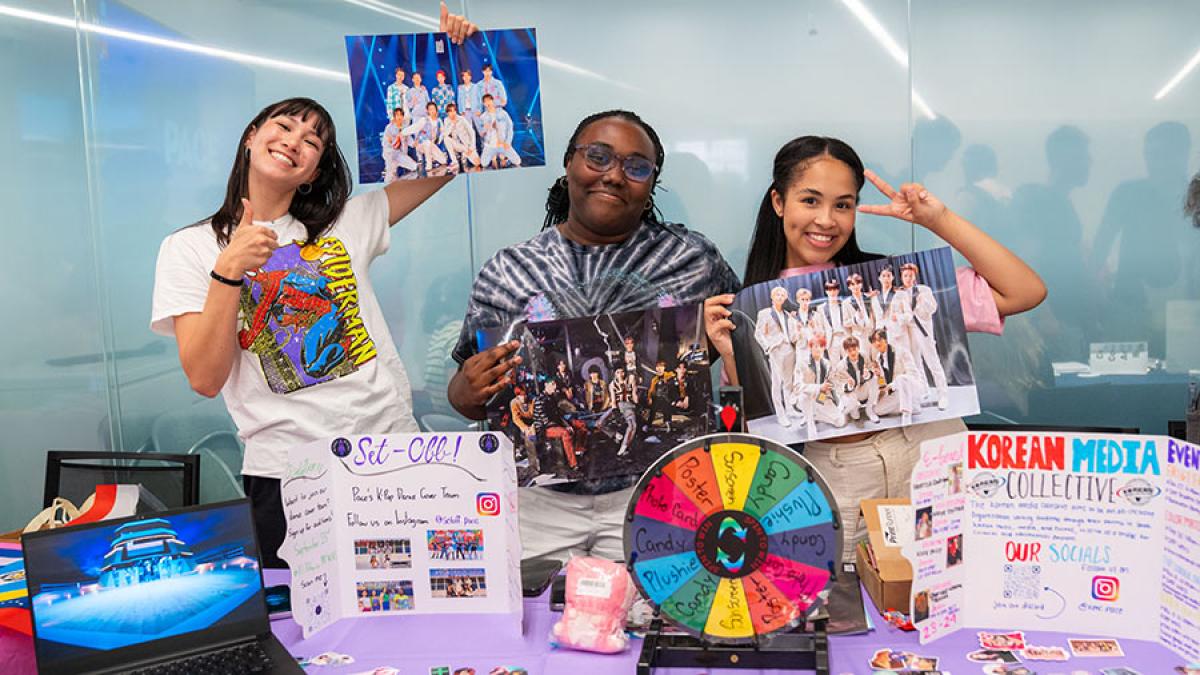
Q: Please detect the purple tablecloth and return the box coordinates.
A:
[0,570,1183,674]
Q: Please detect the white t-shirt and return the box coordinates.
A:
[151,190,418,478]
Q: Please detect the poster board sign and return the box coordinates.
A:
[904,431,1200,662]
[280,432,521,638]
[728,246,978,444]
[346,28,545,183]
[479,303,713,487]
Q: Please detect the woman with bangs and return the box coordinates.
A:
[150,5,476,567]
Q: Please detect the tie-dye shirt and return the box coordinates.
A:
[453,220,740,494]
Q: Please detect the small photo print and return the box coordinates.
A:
[979,631,1027,650]
[914,506,933,541]
[1020,644,1068,661]
[430,567,487,598]
[946,533,963,567]
[947,462,963,494]
[354,539,413,569]
[355,580,414,612]
[966,649,1021,663]
[427,529,484,561]
[1068,638,1124,657]
[912,589,930,624]
[983,666,1036,675]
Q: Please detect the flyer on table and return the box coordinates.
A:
[279,432,522,638]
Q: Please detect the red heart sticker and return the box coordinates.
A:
[719,405,738,432]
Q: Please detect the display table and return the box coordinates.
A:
[0,570,1183,674]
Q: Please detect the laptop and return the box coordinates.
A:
[22,499,302,675]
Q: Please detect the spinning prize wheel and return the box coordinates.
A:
[624,433,842,643]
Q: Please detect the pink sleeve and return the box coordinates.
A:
[956,266,1004,335]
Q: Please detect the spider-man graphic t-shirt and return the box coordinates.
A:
[152,190,418,479]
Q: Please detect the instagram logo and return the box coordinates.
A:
[1091,575,1119,602]
[476,492,500,516]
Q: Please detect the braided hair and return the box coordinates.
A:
[543,110,667,230]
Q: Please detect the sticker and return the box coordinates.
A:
[1068,638,1124,657]
[983,666,1037,675]
[904,653,939,670]
[979,631,1027,650]
[869,649,912,670]
[1021,645,1069,661]
[1100,669,1143,675]
[967,649,1022,663]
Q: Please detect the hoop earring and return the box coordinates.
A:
[297,182,312,195]
[555,175,568,191]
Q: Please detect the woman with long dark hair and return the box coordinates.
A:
[150,5,476,567]
[712,135,1046,561]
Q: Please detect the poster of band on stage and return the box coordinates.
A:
[479,304,713,487]
[345,27,544,184]
[729,246,979,444]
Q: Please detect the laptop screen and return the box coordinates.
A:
[23,499,269,674]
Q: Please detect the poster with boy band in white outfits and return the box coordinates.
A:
[345,27,545,183]
[729,246,979,443]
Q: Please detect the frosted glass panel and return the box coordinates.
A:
[911,0,1200,434]
[0,0,110,530]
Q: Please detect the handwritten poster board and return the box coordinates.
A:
[728,247,978,445]
[279,433,521,638]
[904,431,1200,661]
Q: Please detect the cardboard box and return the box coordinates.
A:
[857,498,913,615]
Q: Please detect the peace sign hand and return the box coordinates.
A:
[857,169,950,230]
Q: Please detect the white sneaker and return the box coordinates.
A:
[937,395,949,410]
[778,414,792,428]
[848,407,860,421]
[867,407,880,423]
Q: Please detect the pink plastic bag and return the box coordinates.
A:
[550,556,635,654]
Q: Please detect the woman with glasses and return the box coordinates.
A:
[447,110,740,562]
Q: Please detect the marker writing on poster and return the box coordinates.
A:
[344,435,483,480]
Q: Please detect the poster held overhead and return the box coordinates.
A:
[345,28,544,184]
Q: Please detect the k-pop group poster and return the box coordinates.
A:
[479,304,712,486]
[730,247,980,443]
[345,28,545,183]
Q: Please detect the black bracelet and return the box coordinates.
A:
[210,270,244,287]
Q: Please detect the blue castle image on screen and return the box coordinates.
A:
[100,518,196,587]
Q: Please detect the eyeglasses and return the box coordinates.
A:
[572,143,657,182]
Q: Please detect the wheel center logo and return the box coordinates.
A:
[695,510,767,578]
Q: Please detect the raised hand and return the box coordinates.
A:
[857,169,949,230]
[214,199,278,279]
[704,294,737,358]
[459,340,522,408]
[439,1,478,45]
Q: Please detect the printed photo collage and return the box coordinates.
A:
[352,530,489,614]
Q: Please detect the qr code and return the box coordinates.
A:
[1002,563,1041,599]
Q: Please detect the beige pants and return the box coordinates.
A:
[803,418,966,564]
[518,485,634,562]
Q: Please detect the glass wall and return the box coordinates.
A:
[910,0,1200,434]
[2,0,1196,529]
